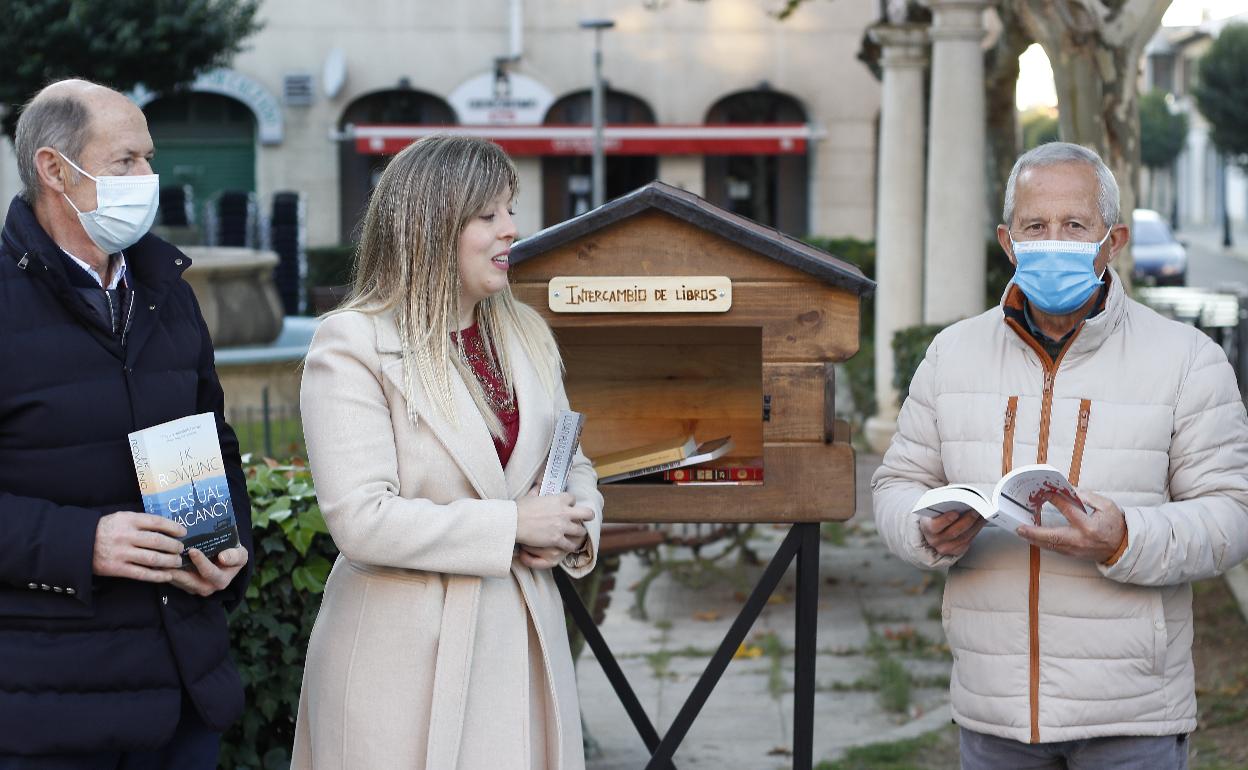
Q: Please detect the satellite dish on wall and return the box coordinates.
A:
[323,49,347,99]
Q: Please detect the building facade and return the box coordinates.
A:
[1142,13,1248,232]
[0,0,882,247]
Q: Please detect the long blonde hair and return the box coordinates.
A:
[340,134,561,437]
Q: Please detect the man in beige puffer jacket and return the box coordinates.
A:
[873,142,1248,769]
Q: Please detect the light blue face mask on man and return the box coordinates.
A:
[1010,229,1112,315]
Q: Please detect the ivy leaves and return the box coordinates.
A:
[224,458,337,770]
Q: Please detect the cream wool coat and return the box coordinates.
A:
[291,308,603,770]
[873,272,1248,744]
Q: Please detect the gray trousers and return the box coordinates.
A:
[960,728,1188,770]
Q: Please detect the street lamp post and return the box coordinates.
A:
[580,18,614,209]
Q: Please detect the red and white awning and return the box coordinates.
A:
[345,123,815,156]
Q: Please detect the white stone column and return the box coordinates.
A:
[922,0,991,325]
[0,139,20,205]
[864,24,929,454]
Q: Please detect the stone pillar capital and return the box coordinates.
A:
[926,0,993,42]
[869,24,930,69]
[923,0,994,10]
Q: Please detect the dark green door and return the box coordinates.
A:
[145,92,256,223]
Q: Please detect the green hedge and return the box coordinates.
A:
[305,245,356,290]
[804,237,878,421]
[222,459,337,770]
[887,238,1014,406]
[891,324,946,404]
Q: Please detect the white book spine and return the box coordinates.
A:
[540,410,585,496]
[128,432,152,513]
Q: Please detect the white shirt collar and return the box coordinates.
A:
[61,249,127,290]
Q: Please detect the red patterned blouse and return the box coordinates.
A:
[452,324,521,467]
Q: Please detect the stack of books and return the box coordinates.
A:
[592,435,761,485]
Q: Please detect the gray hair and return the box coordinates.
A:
[1002,142,1120,228]
[14,89,93,203]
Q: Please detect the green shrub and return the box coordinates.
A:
[221,459,337,770]
[986,238,1013,304]
[305,245,356,289]
[891,324,946,404]
[804,237,877,426]
[843,336,876,422]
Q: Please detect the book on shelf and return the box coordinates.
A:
[598,436,734,484]
[591,434,698,479]
[128,413,240,565]
[539,410,585,496]
[665,465,763,484]
[911,463,1083,535]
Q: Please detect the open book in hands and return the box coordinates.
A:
[910,464,1084,534]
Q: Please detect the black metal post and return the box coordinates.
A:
[1222,155,1234,249]
[791,523,820,770]
[261,386,273,458]
[553,570,672,768]
[559,523,820,769]
[644,526,804,769]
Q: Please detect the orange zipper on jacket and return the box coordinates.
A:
[1002,396,1019,476]
[1070,400,1092,487]
[1003,315,1082,744]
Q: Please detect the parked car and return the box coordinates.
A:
[1132,208,1187,286]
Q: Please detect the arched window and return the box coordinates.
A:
[541,90,657,227]
[144,93,257,228]
[704,90,809,235]
[337,89,456,241]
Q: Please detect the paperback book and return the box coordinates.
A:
[591,434,698,479]
[129,413,240,564]
[598,437,734,484]
[910,463,1083,534]
[540,410,585,496]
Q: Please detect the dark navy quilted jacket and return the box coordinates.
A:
[0,196,253,754]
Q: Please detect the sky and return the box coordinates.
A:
[1015,0,1248,111]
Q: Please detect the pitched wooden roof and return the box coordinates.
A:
[509,181,875,296]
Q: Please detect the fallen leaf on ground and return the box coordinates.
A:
[734,642,763,659]
[693,610,721,622]
[768,746,792,756]
[904,574,935,595]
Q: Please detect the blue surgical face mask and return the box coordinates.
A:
[1009,228,1112,315]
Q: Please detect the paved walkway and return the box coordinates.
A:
[1178,223,1248,264]
[579,453,953,769]
[1145,224,1248,624]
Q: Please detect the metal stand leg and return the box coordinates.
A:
[644,525,805,769]
[792,522,820,770]
[554,570,673,768]
[559,523,819,770]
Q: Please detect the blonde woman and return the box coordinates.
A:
[291,135,601,769]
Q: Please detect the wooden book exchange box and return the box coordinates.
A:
[509,181,874,524]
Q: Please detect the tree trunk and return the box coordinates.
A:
[1017,0,1172,294]
[1035,31,1139,288]
[985,9,1033,230]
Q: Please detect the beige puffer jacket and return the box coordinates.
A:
[872,271,1248,744]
